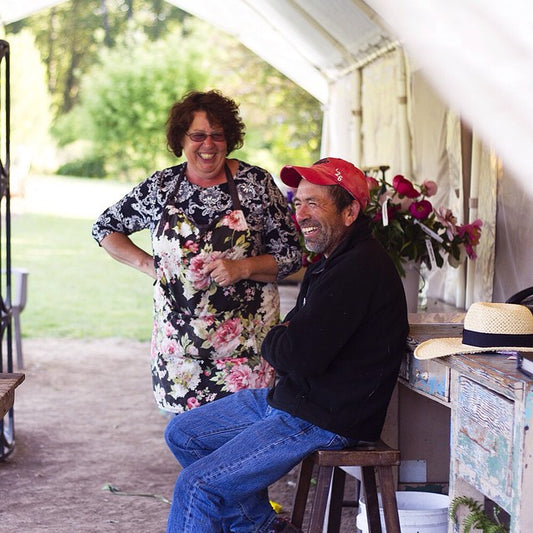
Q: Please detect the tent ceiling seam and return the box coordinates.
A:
[334,39,400,79]
[240,0,335,81]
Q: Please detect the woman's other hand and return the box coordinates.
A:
[100,232,156,279]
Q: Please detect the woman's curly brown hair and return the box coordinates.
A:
[166,90,245,158]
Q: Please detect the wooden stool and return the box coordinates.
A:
[291,440,401,533]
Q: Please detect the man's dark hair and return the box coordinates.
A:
[166,90,245,158]
[328,185,357,212]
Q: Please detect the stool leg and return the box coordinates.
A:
[361,466,382,533]
[309,465,334,533]
[377,466,400,533]
[326,467,346,533]
[291,456,315,528]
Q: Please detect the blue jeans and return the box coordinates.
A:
[164,388,355,532]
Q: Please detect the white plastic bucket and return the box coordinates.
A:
[356,491,449,533]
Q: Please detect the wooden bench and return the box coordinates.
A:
[0,373,25,419]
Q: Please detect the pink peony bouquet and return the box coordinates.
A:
[364,173,483,277]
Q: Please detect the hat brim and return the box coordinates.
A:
[280,165,329,189]
[413,337,533,360]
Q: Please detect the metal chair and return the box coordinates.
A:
[291,440,401,533]
[9,268,29,370]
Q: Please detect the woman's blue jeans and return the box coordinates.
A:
[164,388,355,532]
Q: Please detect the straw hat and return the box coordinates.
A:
[414,302,533,360]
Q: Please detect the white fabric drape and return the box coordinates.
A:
[360,49,404,171]
[368,0,533,197]
[321,72,360,162]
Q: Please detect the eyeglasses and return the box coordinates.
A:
[185,131,226,142]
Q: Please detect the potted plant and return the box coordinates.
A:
[450,496,509,533]
[363,169,483,277]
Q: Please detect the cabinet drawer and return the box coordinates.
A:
[454,376,514,509]
[408,357,450,402]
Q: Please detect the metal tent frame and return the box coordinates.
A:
[0,38,16,460]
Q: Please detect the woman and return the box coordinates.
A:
[92,90,302,414]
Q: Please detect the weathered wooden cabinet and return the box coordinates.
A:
[398,314,533,532]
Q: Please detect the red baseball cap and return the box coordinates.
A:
[280,157,370,209]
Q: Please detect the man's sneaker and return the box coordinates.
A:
[269,516,303,533]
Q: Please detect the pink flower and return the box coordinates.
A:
[212,318,243,354]
[221,211,247,231]
[189,252,223,289]
[457,219,483,259]
[250,360,275,388]
[435,207,458,240]
[392,175,420,199]
[422,180,438,197]
[187,397,201,409]
[189,254,211,289]
[225,364,253,392]
[214,357,248,370]
[183,240,199,254]
[409,199,433,220]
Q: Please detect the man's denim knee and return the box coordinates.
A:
[165,415,185,457]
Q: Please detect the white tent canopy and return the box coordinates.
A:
[2,0,532,304]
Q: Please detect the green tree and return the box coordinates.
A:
[76,29,209,178]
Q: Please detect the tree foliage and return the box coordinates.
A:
[75,29,209,178]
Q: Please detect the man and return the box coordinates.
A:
[164,157,408,533]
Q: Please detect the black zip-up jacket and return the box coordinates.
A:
[262,215,408,441]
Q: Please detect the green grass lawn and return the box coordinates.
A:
[10,210,153,340]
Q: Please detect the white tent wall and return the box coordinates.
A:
[409,70,466,308]
[494,167,533,302]
[320,71,360,163]
[343,51,496,308]
[471,141,497,303]
[359,49,404,172]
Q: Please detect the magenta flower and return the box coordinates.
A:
[365,176,380,192]
[409,199,433,220]
[457,219,483,259]
[393,175,420,199]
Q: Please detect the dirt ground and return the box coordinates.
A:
[0,337,358,533]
